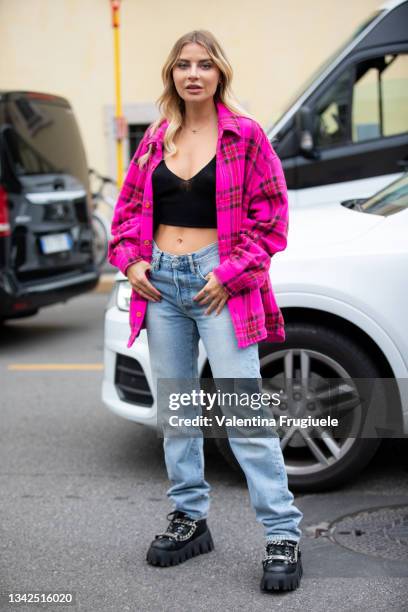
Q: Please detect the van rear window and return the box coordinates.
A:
[2,95,88,188]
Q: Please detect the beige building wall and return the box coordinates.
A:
[1,0,382,179]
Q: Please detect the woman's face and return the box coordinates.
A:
[172,42,221,104]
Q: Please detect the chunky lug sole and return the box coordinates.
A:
[146,529,214,567]
[260,556,303,592]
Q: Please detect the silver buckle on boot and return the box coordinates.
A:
[264,541,299,564]
[156,517,197,542]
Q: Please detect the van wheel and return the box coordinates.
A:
[213,323,383,492]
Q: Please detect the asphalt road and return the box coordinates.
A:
[1,291,407,611]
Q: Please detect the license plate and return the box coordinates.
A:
[40,232,73,254]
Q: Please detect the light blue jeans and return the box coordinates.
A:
[145,239,302,542]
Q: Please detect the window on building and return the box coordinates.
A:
[128,123,150,163]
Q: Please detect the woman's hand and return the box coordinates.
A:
[126,261,162,302]
[193,271,229,315]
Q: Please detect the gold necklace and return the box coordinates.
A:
[182,121,213,134]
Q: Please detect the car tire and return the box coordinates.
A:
[213,322,383,492]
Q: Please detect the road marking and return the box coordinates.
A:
[7,364,104,371]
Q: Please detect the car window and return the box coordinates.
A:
[314,52,408,148]
[3,95,89,188]
[314,67,353,147]
[352,53,408,141]
[360,174,408,216]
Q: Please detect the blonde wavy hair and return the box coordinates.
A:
[137,29,254,169]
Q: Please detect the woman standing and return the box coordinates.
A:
[108,30,303,592]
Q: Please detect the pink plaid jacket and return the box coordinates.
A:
[108,100,289,349]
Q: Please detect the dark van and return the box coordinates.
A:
[268,0,408,208]
[0,91,99,322]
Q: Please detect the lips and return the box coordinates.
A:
[186,86,202,90]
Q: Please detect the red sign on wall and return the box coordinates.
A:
[114,116,128,140]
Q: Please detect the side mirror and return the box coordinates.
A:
[295,106,320,160]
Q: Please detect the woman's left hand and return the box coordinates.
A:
[193,272,229,315]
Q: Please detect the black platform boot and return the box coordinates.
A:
[260,539,302,592]
[146,510,214,567]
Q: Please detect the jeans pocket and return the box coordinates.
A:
[196,255,219,282]
[196,263,210,282]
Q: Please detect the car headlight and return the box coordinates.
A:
[104,283,118,311]
[116,280,132,311]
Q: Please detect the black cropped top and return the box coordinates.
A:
[152,155,217,229]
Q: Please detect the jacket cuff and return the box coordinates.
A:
[123,255,145,277]
[211,261,246,297]
[108,249,145,277]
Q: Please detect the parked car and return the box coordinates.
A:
[269,0,408,209]
[102,173,408,492]
[0,91,99,323]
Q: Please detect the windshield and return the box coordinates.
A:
[266,9,383,134]
[360,174,408,216]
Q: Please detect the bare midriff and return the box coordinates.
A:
[153,225,218,255]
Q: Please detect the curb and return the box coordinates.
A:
[94,273,116,294]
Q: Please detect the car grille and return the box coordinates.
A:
[115,354,153,407]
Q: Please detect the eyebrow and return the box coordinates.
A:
[177,58,213,62]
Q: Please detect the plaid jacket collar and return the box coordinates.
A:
[144,100,241,147]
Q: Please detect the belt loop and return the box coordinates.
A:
[157,250,162,270]
[188,254,195,274]
[152,247,162,271]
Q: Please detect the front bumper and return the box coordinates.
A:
[102,304,208,427]
[102,305,158,428]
